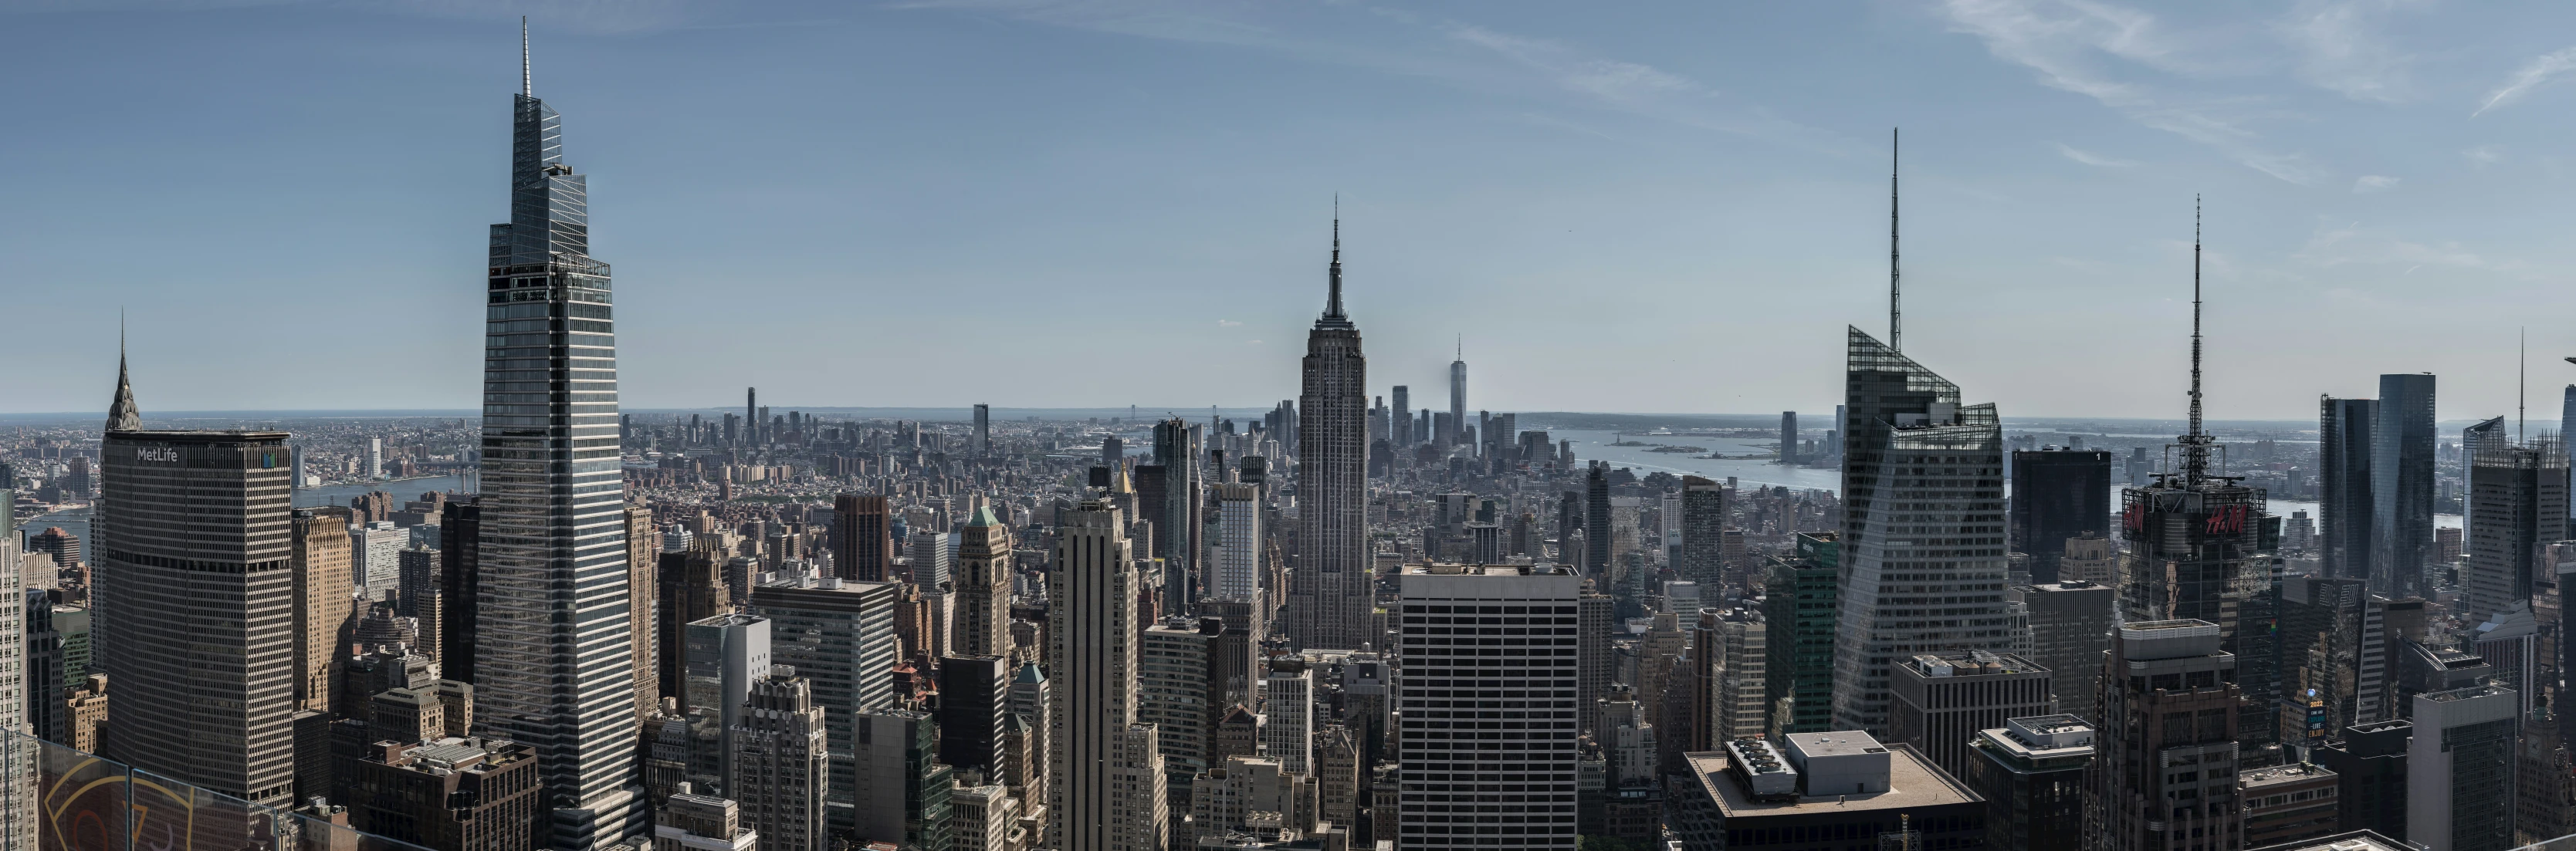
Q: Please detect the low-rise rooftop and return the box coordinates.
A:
[1684,741,1979,818]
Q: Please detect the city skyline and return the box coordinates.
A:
[14,4,2576,417]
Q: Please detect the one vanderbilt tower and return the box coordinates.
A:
[476,22,645,849]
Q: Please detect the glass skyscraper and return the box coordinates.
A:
[474,30,645,850]
[2372,373,2437,599]
[1830,327,2016,734]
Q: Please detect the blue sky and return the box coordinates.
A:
[8,1,2576,421]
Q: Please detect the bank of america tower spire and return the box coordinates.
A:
[1288,205,1372,650]
[477,20,647,850]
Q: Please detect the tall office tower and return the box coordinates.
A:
[685,613,772,794]
[2411,685,2520,851]
[1778,411,1798,463]
[1679,476,1726,589]
[1101,435,1124,466]
[1212,483,1261,603]
[1288,218,1371,653]
[1584,463,1611,579]
[2373,373,2438,597]
[1762,532,1839,736]
[2463,436,2568,622]
[1491,413,1517,462]
[1152,417,1200,613]
[367,437,384,480]
[1708,607,1769,742]
[1139,620,1217,805]
[953,505,1014,658]
[96,366,291,805]
[1577,593,1613,734]
[1830,327,2012,734]
[2321,397,2378,579]
[1007,662,1051,811]
[1448,339,1467,447]
[2096,620,2242,851]
[473,31,644,847]
[1049,501,1168,851]
[733,672,830,851]
[1393,563,1582,851]
[438,499,482,683]
[1393,386,1411,447]
[25,593,58,744]
[657,549,731,701]
[1962,714,2094,851]
[1262,663,1315,775]
[973,404,991,457]
[1886,651,2053,782]
[293,507,356,713]
[2009,581,2114,723]
[751,572,899,833]
[625,504,657,727]
[937,655,1010,783]
[2007,447,2111,584]
[911,529,953,589]
[834,495,895,582]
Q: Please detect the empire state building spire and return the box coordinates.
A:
[1319,198,1351,329]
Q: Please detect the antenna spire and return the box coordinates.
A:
[1890,127,1901,353]
[2520,326,2528,444]
[1456,334,1462,361]
[521,17,532,96]
[2182,195,2211,485]
[1321,195,1347,323]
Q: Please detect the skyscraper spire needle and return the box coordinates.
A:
[521,16,532,97]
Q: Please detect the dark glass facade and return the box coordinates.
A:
[476,83,645,848]
[2007,447,2110,584]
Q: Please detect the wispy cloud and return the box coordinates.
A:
[891,0,1839,148]
[1938,0,2326,184]
[2278,0,2417,103]
[2053,142,2137,167]
[2293,223,2516,272]
[2463,145,2503,167]
[2352,174,2398,192]
[2476,45,2576,117]
[1217,319,1241,327]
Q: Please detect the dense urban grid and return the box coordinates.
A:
[8,27,2576,851]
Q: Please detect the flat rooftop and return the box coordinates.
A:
[2239,762,2337,791]
[2243,829,2409,851]
[1686,742,1980,818]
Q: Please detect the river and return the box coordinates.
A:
[19,473,472,539]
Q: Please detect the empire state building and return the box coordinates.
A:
[474,23,646,849]
[1288,217,1372,650]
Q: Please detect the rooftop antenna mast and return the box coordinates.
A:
[2181,196,2212,485]
[521,16,532,96]
[1890,127,1901,353]
[2520,326,2527,444]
